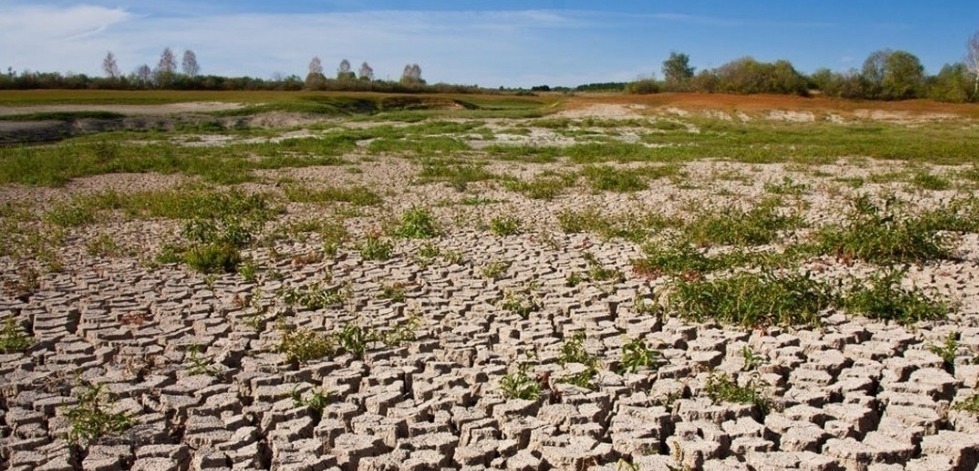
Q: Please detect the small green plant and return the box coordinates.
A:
[565,272,584,287]
[499,361,542,400]
[359,231,394,261]
[584,252,625,283]
[633,295,665,318]
[503,173,576,201]
[238,258,259,282]
[814,195,950,263]
[843,269,949,325]
[379,283,407,302]
[741,346,765,371]
[183,242,242,274]
[929,332,959,372]
[85,233,121,257]
[64,382,134,445]
[283,282,347,310]
[953,393,979,415]
[499,289,541,319]
[481,259,511,279]
[0,317,32,353]
[185,344,219,377]
[910,172,951,191]
[764,176,808,196]
[292,386,333,419]
[619,337,660,374]
[704,372,771,417]
[278,327,334,364]
[671,271,836,328]
[581,165,648,193]
[489,215,522,236]
[395,207,440,238]
[683,198,799,247]
[557,332,600,389]
[335,322,372,359]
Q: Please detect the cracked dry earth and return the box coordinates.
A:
[3,114,979,471]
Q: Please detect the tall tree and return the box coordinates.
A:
[337,59,355,80]
[662,52,695,88]
[135,64,152,85]
[860,49,891,98]
[359,62,374,81]
[401,63,423,84]
[182,50,200,77]
[967,31,979,98]
[155,47,177,87]
[102,51,120,79]
[881,50,925,100]
[305,56,326,90]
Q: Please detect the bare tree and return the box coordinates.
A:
[182,50,200,77]
[308,56,324,76]
[968,31,979,98]
[135,64,152,85]
[102,51,120,79]
[157,47,177,74]
[358,62,374,81]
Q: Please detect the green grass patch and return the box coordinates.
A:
[683,198,800,246]
[842,270,949,325]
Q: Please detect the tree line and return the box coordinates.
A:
[0,48,480,94]
[626,32,979,103]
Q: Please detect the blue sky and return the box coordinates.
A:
[1,1,977,87]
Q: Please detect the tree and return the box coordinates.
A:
[662,52,695,89]
[967,31,979,99]
[928,63,971,103]
[305,56,326,90]
[135,64,152,86]
[155,47,177,87]
[401,63,423,85]
[860,49,891,98]
[337,59,355,81]
[182,50,200,77]
[359,62,374,81]
[881,50,924,100]
[102,52,120,79]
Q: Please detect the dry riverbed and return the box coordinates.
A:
[2,101,979,471]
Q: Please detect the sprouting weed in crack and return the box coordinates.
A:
[64,381,135,446]
[619,336,660,374]
[928,332,960,373]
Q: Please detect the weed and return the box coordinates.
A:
[582,253,625,283]
[559,332,596,367]
[954,393,979,415]
[183,243,242,274]
[278,327,334,365]
[671,271,835,328]
[85,233,121,257]
[481,260,511,280]
[379,283,407,302]
[581,165,648,193]
[283,282,347,310]
[504,173,576,200]
[633,295,665,318]
[395,207,440,239]
[929,332,959,372]
[565,272,584,287]
[292,387,332,419]
[910,172,951,191]
[741,346,765,371]
[704,372,771,417]
[557,207,678,243]
[499,361,542,400]
[64,382,134,445]
[764,176,808,196]
[238,258,259,282]
[0,317,32,353]
[499,289,541,319]
[632,242,715,279]
[683,198,799,246]
[843,269,948,325]
[185,344,219,377]
[418,160,497,191]
[359,231,394,261]
[458,196,502,206]
[619,337,660,374]
[335,323,372,359]
[489,215,522,236]
[814,195,950,263]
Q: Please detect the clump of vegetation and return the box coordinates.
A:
[292,387,333,420]
[683,198,799,246]
[583,252,625,283]
[618,337,660,374]
[334,323,372,359]
[499,288,541,319]
[278,327,334,365]
[843,269,949,325]
[395,206,440,238]
[185,344,220,377]
[954,393,979,415]
[0,317,32,353]
[283,282,347,310]
[359,231,394,261]
[558,332,599,389]
[481,260,511,280]
[764,176,808,196]
[910,172,951,191]
[581,165,648,193]
[64,382,135,445]
[379,283,407,302]
[504,173,576,200]
[704,372,771,417]
[814,195,951,263]
[499,361,542,400]
[85,233,122,257]
[488,215,522,236]
[670,271,835,328]
[418,160,497,191]
[929,332,960,373]
[557,206,677,243]
[741,346,766,371]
